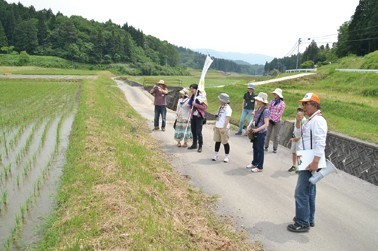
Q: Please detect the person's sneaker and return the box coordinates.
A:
[251,167,263,173]
[288,166,297,172]
[264,147,268,152]
[246,163,255,169]
[197,146,202,153]
[293,217,314,227]
[287,223,309,232]
[273,149,277,153]
[223,156,229,163]
[235,132,242,135]
[152,127,159,131]
[188,145,197,150]
[161,127,165,131]
[212,155,218,161]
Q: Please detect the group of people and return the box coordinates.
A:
[150,80,328,233]
[150,82,208,153]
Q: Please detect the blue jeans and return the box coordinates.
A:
[294,170,316,227]
[237,109,253,133]
[251,132,266,169]
[154,105,167,129]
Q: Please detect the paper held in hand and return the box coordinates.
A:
[296,150,326,171]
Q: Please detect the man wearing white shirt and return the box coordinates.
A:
[287,93,328,233]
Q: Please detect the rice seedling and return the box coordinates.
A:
[2,190,7,205]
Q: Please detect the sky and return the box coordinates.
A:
[6,0,360,58]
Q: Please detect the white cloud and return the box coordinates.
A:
[6,0,359,58]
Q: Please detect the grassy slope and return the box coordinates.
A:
[204,70,378,144]
[37,72,261,250]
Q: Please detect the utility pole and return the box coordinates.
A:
[296,38,301,70]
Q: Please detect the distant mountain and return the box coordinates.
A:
[194,49,273,65]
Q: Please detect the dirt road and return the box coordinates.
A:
[116,78,378,251]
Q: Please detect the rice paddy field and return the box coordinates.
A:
[0,78,81,250]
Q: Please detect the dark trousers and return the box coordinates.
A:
[191,116,204,147]
[252,132,267,169]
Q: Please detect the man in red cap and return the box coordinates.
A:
[287,93,328,233]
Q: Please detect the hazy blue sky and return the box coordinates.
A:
[7,0,360,57]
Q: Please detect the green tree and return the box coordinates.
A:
[348,0,378,55]
[302,40,319,64]
[13,19,38,53]
[336,21,351,57]
[0,21,8,47]
[37,16,48,45]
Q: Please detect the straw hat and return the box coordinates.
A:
[272,88,283,98]
[298,93,320,104]
[157,80,166,86]
[255,92,268,104]
[179,88,189,96]
[218,93,230,103]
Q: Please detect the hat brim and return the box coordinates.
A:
[298,98,309,102]
[272,92,283,98]
[219,98,229,103]
[255,97,268,104]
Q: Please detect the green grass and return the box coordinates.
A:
[0,66,97,75]
[204,71,378,144]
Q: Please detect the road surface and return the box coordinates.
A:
[116,78,378,251]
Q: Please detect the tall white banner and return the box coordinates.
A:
[198,55,214,94]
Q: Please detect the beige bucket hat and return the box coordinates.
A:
[255,92,268,104]
[218,93,230,103]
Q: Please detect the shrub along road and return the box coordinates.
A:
[116,78,378,251]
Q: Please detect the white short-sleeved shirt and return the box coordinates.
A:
[215,104,232,128]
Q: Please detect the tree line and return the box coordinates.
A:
[0,0,262,75]
[1,0,375,75]
[264,0,377,75]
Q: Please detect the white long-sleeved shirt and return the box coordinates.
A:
[295,110,328,158]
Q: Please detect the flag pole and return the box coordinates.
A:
[183,55,214,140]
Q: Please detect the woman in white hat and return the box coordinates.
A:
[246,92,270,172]
[212,93,232,163]
[174,88,192,147]
[264,88,286,153]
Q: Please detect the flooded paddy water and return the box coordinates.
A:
[0,78,80,250]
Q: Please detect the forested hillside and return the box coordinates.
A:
[0,0,260,75]
[264,0,377,75]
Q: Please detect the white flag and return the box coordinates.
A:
[198,55,214,94]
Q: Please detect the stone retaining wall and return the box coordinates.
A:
[272,121,378,186]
